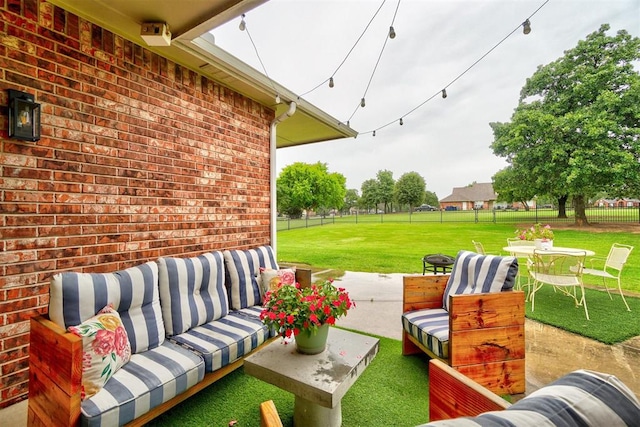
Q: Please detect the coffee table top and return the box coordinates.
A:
[244,328,379,408]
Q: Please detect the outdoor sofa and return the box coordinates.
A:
[402,250,526,395]
[27,245,310,427]
[422,359,640,425]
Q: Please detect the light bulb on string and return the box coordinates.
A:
[275,94,281,104]
[441,89,447,99]
[522,19,531,35]
[373,130,376,137]
[239,14,246,31]
[329,77,334,88]
[389,26,396,39]
[360,98,366,108]
[399,118,403,126]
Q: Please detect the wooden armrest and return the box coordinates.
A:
[28,315,83,427]
[260,400,283,427]
[294,267,312,289]
[402,274,449,312]
[449,290,525,331]
[429,359,510,421]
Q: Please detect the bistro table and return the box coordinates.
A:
[244,327,379,427]
[502,246,595,257]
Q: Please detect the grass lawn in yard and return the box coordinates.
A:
[277,222,640,295]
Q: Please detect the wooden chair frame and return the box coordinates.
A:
[402,274,526,395]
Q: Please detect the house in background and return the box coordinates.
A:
[594,198,640,208]
[0,0,356,409]
[439,182,497,211]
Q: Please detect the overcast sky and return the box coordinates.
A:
[212,0,640,199]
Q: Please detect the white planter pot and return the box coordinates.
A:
[534,239,553,250]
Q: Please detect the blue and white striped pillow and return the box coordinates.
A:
[443,250,518,311]
[223,246,278,310]
[158,251,229,336]
[422,369,640,426]
[49,261,165,354]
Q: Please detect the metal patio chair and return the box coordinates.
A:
[582,243,634,311]
[529,249,589,320]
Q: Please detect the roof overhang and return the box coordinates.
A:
[47,0,357,147]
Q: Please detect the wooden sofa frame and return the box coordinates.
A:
[402,274,526,395]
[428,359,510,421]
[27,268,312,427]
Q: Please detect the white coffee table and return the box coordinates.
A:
[244,327,379,427]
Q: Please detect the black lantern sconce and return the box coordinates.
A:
[8,89,41,142]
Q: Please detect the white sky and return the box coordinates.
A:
[212,0,640,199]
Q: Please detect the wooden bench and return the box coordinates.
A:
[402,274,526,395]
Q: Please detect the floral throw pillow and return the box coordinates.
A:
[68,305,131,400]
[259,267,296,294]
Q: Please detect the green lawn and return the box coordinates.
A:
[277,222,640,294]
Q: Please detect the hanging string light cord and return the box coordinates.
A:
[242,17,280,100]
[363,0,550,136]
[347,0,402,123]
[299,0,389,97]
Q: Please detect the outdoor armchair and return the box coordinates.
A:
[402,250,525,395]
[582,243,633,311]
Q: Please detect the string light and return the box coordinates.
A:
[239,14,246,31]
[373,130,376,137]
[399,118,403,125]
[275,94,281,104]
[329,77,334,88]
[360,98,366,108]
[389,26,396,39]
[299,0,389,97]
[358,0,549,137]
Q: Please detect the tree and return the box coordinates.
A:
[492,167,536,210]
[376,170,395,213]
[343,189,359,214]
[276,162,346,217]
[359,179,379,212]
[395,172,426,211]
[490,25,640,225]
[424,191,439,208]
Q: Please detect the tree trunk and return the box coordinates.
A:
[557,195,568,218]
[574,194,589,225]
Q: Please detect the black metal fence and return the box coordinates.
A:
[277,206,640,231]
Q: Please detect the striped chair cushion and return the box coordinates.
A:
[223,246,279,310]
[422,369,640,426]
[443,250,518,311]
[169,310,270,372]
[49,261,165,353]
[158,252,229,336]
[401,309,449,359]
[81,340,204,427]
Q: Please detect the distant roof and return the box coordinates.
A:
[440,183,497,202]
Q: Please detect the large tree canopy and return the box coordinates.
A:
[490,24,640,225]
[276,162,346,218]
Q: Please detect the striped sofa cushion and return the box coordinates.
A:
[158,251,229,336]
[81,340,205,427]
[169,310,270,372]
[49,261,165,353]
[223,246,279,310]
[422,369,640,426]
[401,308,449,358]
[443,250,518,311]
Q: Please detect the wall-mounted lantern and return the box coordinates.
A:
[8,89,41,142]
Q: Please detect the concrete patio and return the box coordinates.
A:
[3,270,639,426]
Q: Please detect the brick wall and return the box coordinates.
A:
[0,0,275,407]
